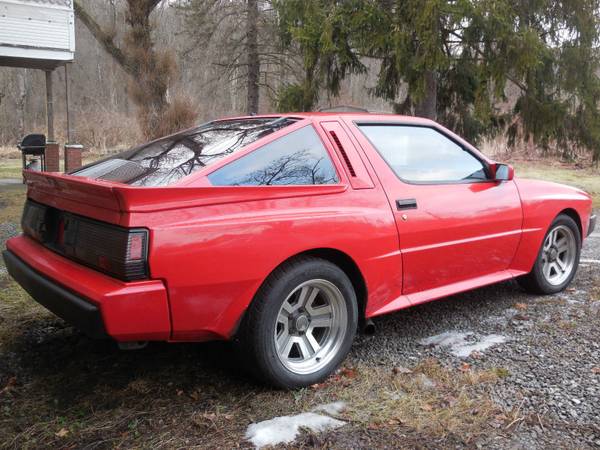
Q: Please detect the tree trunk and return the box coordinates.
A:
[16,70,28,137]
[125,0,168,137]
[246,0,260,115]
[75,0,178,139]
[414,70,437,120]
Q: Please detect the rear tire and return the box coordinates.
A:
[235,256,358,389]
[517,214,581,295]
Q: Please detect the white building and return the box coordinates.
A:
[0,0,75,70]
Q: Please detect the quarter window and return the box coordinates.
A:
[358,125,488,183]
[208,126,339,186]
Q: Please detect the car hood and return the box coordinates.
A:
[514,177,592,201]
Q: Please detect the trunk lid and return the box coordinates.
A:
[24,170,125,224]
[24,170,347,226]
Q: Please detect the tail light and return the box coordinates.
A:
[22,200,149,281]
[64,220,149,281]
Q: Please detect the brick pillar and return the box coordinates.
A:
[64,144,84,173]
[45,142,60,172]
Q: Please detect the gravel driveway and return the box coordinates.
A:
[1,183,598,448]
[350,224,600,448]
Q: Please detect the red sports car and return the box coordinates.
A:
[3,113,596,388]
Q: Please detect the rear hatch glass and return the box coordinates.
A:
[70,117,298,186]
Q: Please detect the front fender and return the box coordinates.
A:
[510,178,593,273]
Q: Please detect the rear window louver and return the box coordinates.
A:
[329,131,356,177]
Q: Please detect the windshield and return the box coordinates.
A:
[70,117,298,186]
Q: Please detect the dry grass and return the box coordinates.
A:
[332,359,505,442]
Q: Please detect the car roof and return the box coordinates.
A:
[215,112,438,125]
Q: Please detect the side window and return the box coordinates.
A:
[208,126,339,186]
[358,125,488,183]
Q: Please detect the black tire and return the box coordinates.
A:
[235,256,358,389]
[517,214,581,295]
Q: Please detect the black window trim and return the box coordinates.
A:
[204,122,343,187]
[354,121,494,186]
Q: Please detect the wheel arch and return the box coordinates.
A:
[299,248,368,320]
[558,208,583,238]
[234,247,368,336]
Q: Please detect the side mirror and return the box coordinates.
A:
[491,163,514,181]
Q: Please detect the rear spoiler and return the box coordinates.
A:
[24,171,347,225]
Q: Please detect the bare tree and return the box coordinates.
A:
[74,0,196,139]
[16,70,28,137]
[180,0,284,115]
[246,0,259,114]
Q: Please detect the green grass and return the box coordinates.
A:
[512,161,600,206]
[0,160,23,179]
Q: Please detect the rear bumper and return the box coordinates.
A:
[3,250,107,338]
[588,214,596,237]
[4,235,171,341]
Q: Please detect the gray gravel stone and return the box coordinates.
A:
[350,218,600,448]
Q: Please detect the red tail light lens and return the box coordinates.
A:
[128,234,144,260]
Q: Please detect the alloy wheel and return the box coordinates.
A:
[274,279,348,375]
[541,224,577,286]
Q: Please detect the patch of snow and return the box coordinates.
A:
[420,331,508,358]
[312,401,346,415]
[483,315,508,327]
[416,373,436,389]
[245,412,345,448]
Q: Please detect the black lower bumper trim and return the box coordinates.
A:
[588,214,596,237]
[2,250,107,339]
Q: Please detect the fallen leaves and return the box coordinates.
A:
[0,376,16,395]
[312,366,357,389]
[392,366,413,375]
[191,411,234,430]
[459,362,471,372]
[513,314,530,321]
[55,428,69,438]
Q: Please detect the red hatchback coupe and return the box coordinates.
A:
[3,113,596,388]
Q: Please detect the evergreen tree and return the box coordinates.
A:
[275,0,600,162]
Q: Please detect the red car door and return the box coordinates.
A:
[348,120,523,303]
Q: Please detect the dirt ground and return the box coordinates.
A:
[0,165,599,449]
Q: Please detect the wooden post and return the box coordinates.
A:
[45,69,54,142]
[63,63,83,172]
[64,63,72,144]
[44,69,60,172]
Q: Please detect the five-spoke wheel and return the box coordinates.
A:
[236,257,357,389]
[274,279,348,375]
[518,214,581,294]
[540,224,577,286]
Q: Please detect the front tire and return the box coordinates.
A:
[236,256,358,389]
[518,214,581,295]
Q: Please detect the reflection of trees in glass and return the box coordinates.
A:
[131,119,295,186]
[230,149,338,186]
[76,118,296,186]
